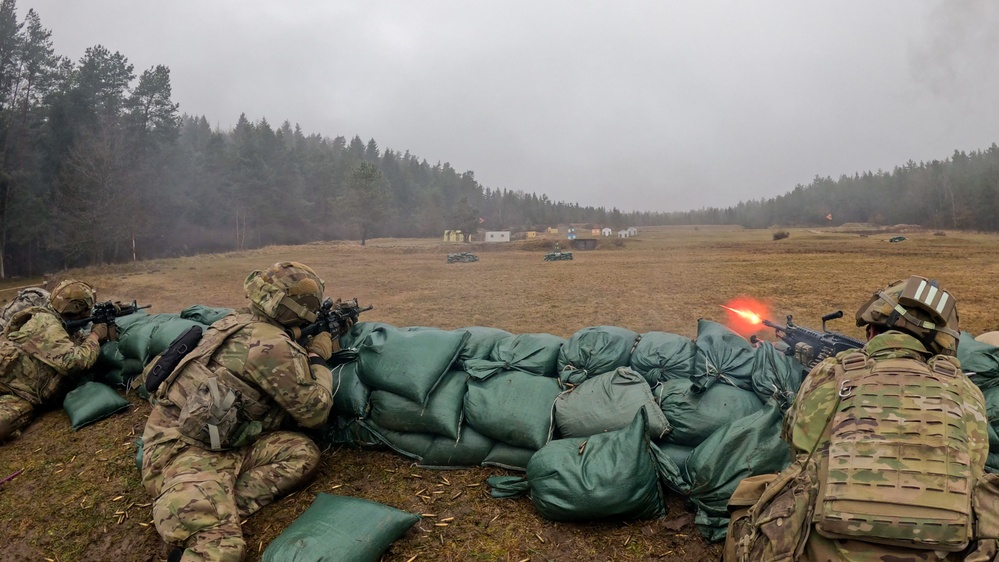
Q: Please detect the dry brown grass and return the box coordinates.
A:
[3,225,999,561]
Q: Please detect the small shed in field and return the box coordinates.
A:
[601,228,612,236]
[443,230,465,242]
[485,231,511,242]
[526,231,538,238]
[547,227,559,234]
[617,230,629,238]
[627,227,638,236]
[591,228,601,236]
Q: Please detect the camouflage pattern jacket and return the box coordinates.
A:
[0,306,100,406]
[141,309,333,489]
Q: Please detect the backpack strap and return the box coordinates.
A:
[155,313,254,401]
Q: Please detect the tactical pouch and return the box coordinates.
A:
[974,473,999,539]
[737,459,817,562]
[170,359,274,451]
[0,341,21,382]
[174,364,243,451]
[814,356,974,551]
[725,473,778,562]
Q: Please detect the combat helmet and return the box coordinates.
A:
[244,262,324,327]
[855,275,960,355]
[49,280,96,318]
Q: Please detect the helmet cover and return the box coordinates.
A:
[856,275,959,355]
[244,262,324,326]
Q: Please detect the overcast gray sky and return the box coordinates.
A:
[21,0,999,212]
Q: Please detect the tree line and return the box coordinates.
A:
[2,0,998,280]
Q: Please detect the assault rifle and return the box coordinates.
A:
[64,300,150,332]
[289,297,372,345]
[750,310,865,369]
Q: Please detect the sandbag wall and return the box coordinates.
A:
[326,318,808,540]
[89,306,999,544]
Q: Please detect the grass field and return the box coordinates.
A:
[2,225,998,561]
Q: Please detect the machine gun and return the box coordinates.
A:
[64,300,150,332]
[289,297,372,345]
[750,310,865,369]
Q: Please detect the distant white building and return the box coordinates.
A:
[627,227,638,236]
[484,231,511,242]
[617,230,629,238]
[601,228,612,236]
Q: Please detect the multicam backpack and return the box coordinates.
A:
[0,288,50,331]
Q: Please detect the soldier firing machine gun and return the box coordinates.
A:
[64,300,150,332]
[750,310,865,369]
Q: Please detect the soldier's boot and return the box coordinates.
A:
[0,395,34,441]
[234,431,321,517]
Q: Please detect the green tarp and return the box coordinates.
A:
[557,326,640,386]
[554,367,670,439]
[629,331,697,385]
[355,325,468,404]
[464,370,561,450]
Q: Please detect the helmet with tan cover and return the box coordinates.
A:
[49,280,96,318]
[855,275,960,356]
[244,262,324,327]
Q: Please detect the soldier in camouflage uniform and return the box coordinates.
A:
[0,280,111,441]
[725,276,999,562]
[141,262,349,562]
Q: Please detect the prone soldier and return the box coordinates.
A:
[0,280,112,441]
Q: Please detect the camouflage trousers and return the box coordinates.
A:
[146,431,321,562]
[0,394,34,441]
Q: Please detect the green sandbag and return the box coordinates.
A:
[557,326,640,386]
[691,319,756,393]
[960,331,999,390]
[369,370,468,439]
[464,333,567,379]
[482,442,536,472]
[657,378,764,447]
[750,340,805,408]
[464,370,561,450]
[262,493,420,562]
[525,410,667,522]
[981,386,999,473]
[629,331,697,384]
[339,321,393,349]
[418,425,495,469]
[358,419,433,461]
[117,313,205,364]
[93,341,126,387]
[653,400,791,542]
[179,304,233,325]
[63,381,130,430]
[313,417,384,450]
[356,325,469,404]
[331,361,370,418]
[554,367,670,439]
[455,326,513,362]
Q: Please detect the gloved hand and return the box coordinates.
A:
[340,316,356,336]
[307,331,334,362]
[107,324,118,342]
[90,323,109,342]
